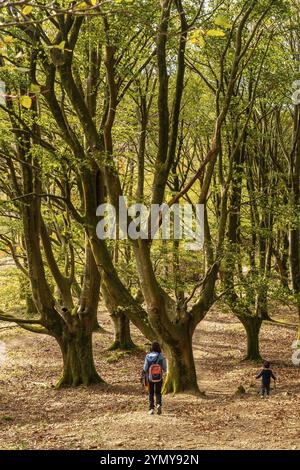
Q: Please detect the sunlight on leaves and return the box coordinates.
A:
[54,41,66,50]
[3,36,14,44]
[189,30,205,47]
[206,29,226,37]
[22,5,34,15]
[20,95,32,109]
[214,15,232,29]
[30,84,41,93]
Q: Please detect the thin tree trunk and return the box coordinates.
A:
[79,237,102,332]
[273,232,289,289]
[102,283,136,350]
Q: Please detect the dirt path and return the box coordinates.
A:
[0,306,299,450]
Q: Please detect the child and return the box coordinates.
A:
[256,361,276,398]
[143,341,167,415]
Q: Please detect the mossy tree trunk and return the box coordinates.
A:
[11,122,104,387]
[162,334,199,394]
[57,326,102,387]
[102,284,136,350]
[240,316,262,361]
[19,275,38,316]
[54,236,104,387]
[109,311,136,350]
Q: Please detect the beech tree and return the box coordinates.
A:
[0,0,293,393]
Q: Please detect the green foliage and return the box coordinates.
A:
[0,268,24,311]
[0,0,299,353]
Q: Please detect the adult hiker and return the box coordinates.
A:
[142,341,167,415]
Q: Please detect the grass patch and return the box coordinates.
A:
[105,346,145,364]
[1,415,14,421]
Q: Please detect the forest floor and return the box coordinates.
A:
[0,305,299,450]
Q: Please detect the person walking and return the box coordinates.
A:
[256,361,276,398]
[143,341,167,415]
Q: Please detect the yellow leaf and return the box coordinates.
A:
[22,5,33,15]
[189,30,205,47]
[20,95,32,109]
[74,1,88,9]
[206,29,225,37]
[214,15,232,29]
[91,0,97,4]
[198,36,205,47]
[54,41,66,50]
[4,36,14,44]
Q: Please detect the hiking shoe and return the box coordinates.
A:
[157,405,162,415]
[149,409,154,415]
[260,395,264,399]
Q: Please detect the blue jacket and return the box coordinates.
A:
[143,351,167,380]
[256,368,276,385]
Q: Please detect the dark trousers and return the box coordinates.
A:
[149,381,162,410]
[261,382,270,396]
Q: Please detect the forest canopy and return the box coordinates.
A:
[0,0,299,395]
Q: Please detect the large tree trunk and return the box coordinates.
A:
[109,312,136,350]
[163,334,200,394]
[240,316,262,361]
[57,328,103,388]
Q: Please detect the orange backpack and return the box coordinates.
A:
[149,355,163,383]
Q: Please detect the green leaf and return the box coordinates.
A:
[30,84,41,93]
